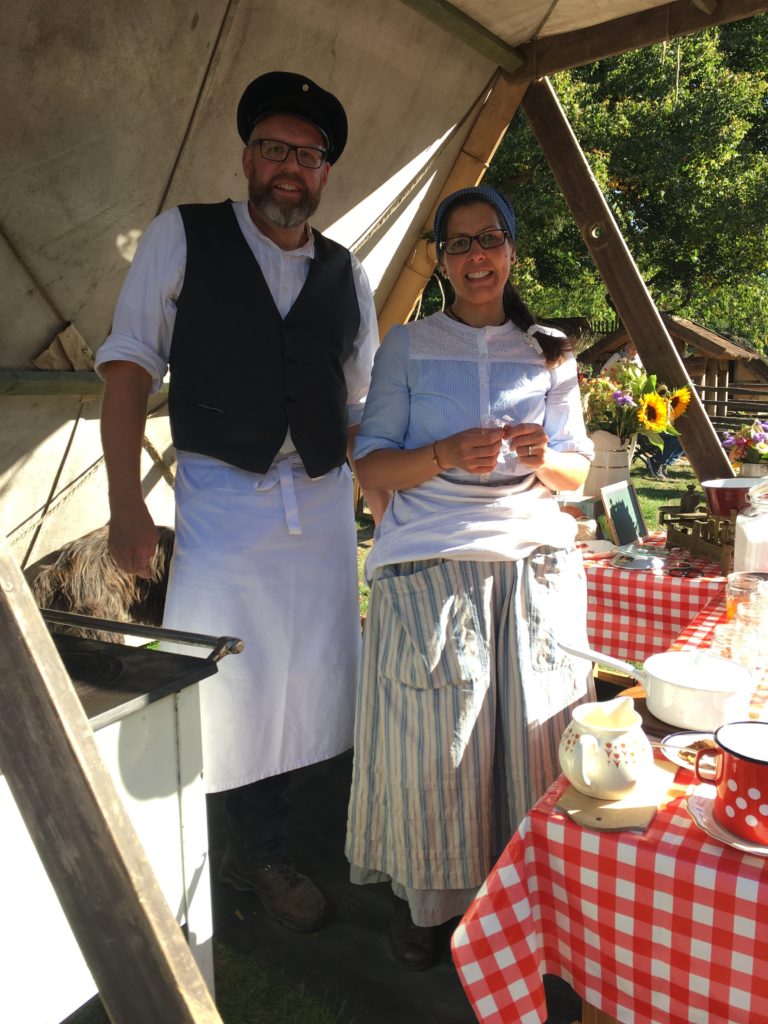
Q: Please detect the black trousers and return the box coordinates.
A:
[224,770,293,866]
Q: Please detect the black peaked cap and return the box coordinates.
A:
[236,71,348,164]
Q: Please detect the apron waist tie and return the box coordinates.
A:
[277,458,302,535]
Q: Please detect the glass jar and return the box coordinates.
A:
[733,480,768,572]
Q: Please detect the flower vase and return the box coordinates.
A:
[739,462,768,478]
[583,430,636,496]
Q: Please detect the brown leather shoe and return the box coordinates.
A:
[219,851,330,932]
[389,899,436,971]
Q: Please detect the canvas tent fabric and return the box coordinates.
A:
[1,0,765,561]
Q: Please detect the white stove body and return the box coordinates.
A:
[0,684,214,1022]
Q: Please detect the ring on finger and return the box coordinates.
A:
[527,445,534,456]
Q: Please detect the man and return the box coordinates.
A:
[97,71,387,932]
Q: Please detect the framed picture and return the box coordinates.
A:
[599,480,648,546]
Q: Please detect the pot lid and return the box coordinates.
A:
[643,650,753,691]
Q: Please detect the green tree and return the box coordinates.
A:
[485,17,768,348]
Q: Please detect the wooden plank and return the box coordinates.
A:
[507,0,768,82]
[0,534,221,1024]
[377,74,528,336]
[0,369,170,397]
[397,0,524,73]
[0,369,104,395]
[696,384,768,396]
[582,1003,619,1024]
[522,78,733,484]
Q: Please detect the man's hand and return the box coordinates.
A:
[108,504,161,579]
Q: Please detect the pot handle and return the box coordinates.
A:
[575,733,599,789]
[695,747,721,785]
[558,642,648,687]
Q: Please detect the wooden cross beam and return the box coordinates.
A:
[522,77,733,483]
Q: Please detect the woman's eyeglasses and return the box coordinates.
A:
[249,138,327,169]
[440,229,509,256]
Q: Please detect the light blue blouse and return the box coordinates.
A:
[354,313,593,484]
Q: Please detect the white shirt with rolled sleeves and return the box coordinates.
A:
[96,201,379,791]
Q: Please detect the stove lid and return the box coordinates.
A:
[53,634,220,731]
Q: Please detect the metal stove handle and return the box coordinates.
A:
[39,609,244,663]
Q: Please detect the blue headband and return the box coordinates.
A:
[434,185,516,251]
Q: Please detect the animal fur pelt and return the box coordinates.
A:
[25,525,175,642]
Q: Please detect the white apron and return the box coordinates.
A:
[163,451,361,793]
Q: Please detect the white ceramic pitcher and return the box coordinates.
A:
[558,696,654,800]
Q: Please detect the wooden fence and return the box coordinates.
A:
[695,382,768,434]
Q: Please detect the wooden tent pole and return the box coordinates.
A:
[522,77,733,483]
[377,73,529,338]
[0,535,222,1024]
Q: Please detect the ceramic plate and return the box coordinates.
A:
[610,552,666,571]
[577,540,616,559]
[660,731,716,770]
[686,785,768,857]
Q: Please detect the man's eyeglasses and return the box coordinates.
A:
[249,138,327,169]
[440,229,509,256]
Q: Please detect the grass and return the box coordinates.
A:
[355,514,374,616]
[66,943,350,1024]
[629,457,699,530]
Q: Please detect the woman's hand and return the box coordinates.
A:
[433,427,504,474]
[503,421,590,491]
[503,422,549,470]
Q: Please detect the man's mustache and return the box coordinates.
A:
[267,173,307,194]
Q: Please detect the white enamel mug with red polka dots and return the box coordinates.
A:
[695,721,768,845]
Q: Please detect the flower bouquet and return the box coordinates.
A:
[579,358,691,447]
[721,421,768,466]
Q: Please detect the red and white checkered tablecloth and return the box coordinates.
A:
[452,769,768,1024]
[584,539,725,663]
[672,590,728,651]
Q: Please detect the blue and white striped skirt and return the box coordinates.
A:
[345,546,593,926]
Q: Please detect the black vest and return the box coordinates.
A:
[168,201,360,477]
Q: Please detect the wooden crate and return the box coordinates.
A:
[665,511,735,573]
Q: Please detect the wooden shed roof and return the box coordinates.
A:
[579,313,763,364]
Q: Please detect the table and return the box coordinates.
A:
[452,763,768,1024]
[452,599,768,1024]
[583,539,725,663]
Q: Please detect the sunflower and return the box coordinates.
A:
[669,386,691,421]
[637,393,668,431]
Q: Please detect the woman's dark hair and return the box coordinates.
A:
[501,281,571,367]
[436,195,572,367]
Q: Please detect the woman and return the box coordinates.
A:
[345,185,595,970]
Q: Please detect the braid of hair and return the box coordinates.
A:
[502,282,571,367]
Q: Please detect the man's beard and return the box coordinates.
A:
[248,174,321,229]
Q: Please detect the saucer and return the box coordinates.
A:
[577,539,616,559]
[686,785,768,857]
[660,731,715,770]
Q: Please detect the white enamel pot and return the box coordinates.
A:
[559,643,755,733]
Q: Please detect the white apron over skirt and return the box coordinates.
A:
[162,451,361,793]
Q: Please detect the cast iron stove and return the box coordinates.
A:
[43,611,243,730]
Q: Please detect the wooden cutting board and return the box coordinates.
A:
[557,757,682,832]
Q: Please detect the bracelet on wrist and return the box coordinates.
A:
[432,441,445,471]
